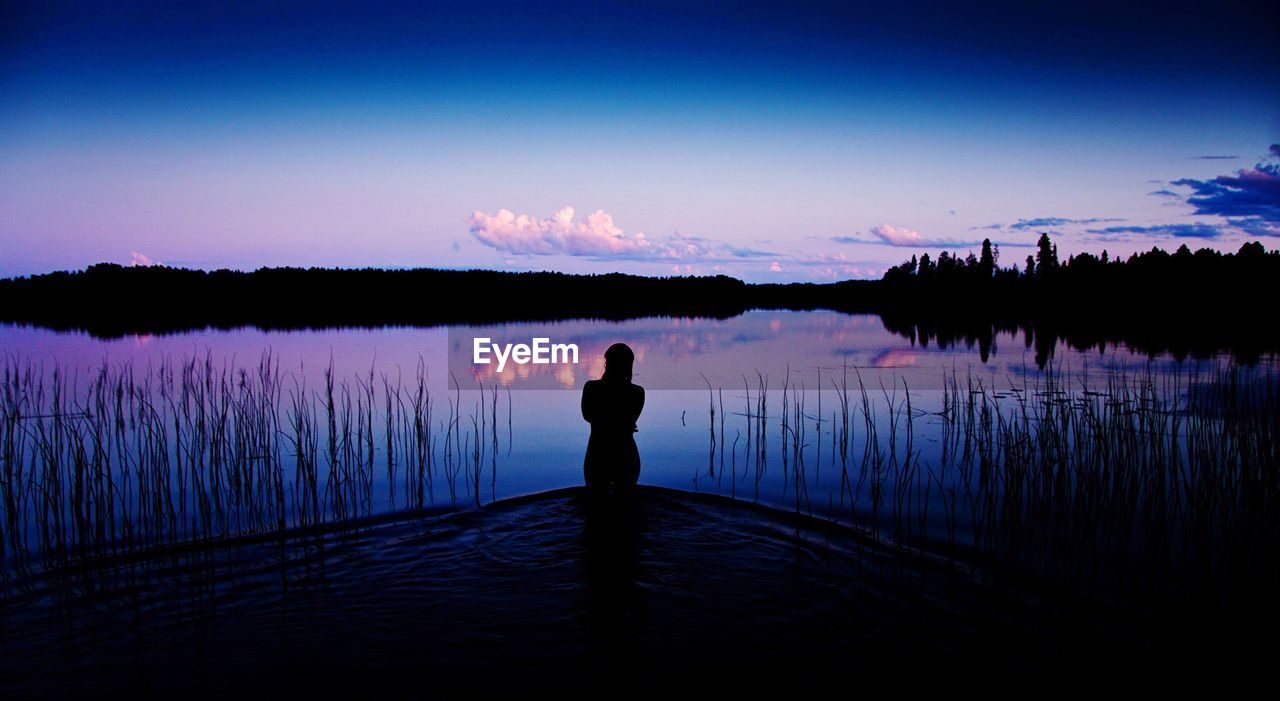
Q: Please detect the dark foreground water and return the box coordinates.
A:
[2,314,1276,696]
[0,486,1264,697]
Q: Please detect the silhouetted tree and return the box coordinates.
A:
[918,252,935,280]
[3,234,1279,365]
[979,239,996,278]
[1035,233,1058,276]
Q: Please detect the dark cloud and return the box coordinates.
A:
[1011,217,1071,229]
[1170,158,1280,224]
[987,240,1037,248]
[832,232,1034,248]
[1147,190,1180,198]
[1192,155,1239,160]
[1270,144,1280,159]
[1086,223,1225,239]
[1227,217,1280,238]
[723,245,775,258]
[1009,216,1124,230]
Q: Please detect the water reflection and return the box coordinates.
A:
[1,313,1273,606]
[445,311,1229,390]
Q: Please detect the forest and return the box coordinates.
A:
[1,235,1276,360]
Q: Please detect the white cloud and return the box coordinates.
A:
[130,251,157,267]
[786,251,879,279]
[467,206,715,259]
[869,224,981,248]
[870,224,926,246]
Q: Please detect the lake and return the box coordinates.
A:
[0,310,1242,541]
[1,310,1275,694]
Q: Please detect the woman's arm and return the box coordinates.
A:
[581,381,596,424]
[629,386,645,427]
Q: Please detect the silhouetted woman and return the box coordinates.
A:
[581,343,645,496]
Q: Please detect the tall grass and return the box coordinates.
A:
[3,348,1276,613]
[0,351,503,571]
[703,360,1279,610]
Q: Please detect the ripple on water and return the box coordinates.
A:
[0,486,1183,696]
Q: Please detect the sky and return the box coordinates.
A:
[2,1,1278,282]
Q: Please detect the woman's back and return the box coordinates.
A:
[581,379,644,433]
[581,343,645,495]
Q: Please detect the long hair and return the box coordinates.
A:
[601,343,634,383]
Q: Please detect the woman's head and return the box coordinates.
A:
[602,343,634,382]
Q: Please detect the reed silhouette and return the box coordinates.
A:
[580,343,645,498]
[3,350,1277,683]
[0,352,506,571]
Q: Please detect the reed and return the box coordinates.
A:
[3,348,1275,614]
[705,359,1279,611]
[0,352,503,572]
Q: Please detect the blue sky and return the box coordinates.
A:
[2,1,1277,281]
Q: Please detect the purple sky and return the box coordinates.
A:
[2,2,1278,282]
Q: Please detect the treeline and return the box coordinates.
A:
[872,235,1280,362]
[0,266,758,337]
[0,236,1277,362]
[881,234,1277,306]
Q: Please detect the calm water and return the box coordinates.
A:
[1,311,1274,695]
[0,487,1181,696]
[0,309,1245,552]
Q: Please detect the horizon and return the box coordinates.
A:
[3,2,1278,282]
[4,234,1275,283]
